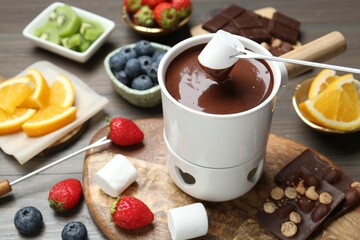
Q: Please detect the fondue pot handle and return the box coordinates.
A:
[281,31,347,79]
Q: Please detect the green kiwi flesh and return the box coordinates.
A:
[33,4,104,53]
[33,22,60,44]
[80,19,104,42]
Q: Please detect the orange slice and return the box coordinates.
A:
[20,68,50,109]
[0,108,37,135]
[308,69,337,99]
[0,77,35,113]
[48,75,75,108]
[299,74,360,131]
[22,105,77,137]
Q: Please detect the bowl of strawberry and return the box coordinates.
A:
[122,0,192,35]
[104,40,170,108]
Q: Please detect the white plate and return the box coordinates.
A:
[22,2,115,63]
[0,61,109,164]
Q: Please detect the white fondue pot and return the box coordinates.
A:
[158,32,346,201]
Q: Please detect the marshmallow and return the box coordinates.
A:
[167,203,208,240]
[198,30,244,70]
[94,154,138,198]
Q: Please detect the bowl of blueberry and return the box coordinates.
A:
[105,40,169,108]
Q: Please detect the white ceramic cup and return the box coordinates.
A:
[158,34,287,201]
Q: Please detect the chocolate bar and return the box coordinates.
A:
[276,149,360,220]
[201,5,301,56]
[255,167,345,240]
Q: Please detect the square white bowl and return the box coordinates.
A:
[23,2,115,63]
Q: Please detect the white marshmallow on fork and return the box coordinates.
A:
[167,203,208,240]
[198,30,244,70]
[94,154,138,198]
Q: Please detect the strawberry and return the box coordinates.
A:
[124,0,142,13]
[108,117,144,146]
[48,178,82,212]
[153,2,179,30]
[134,5,155,27]
[110,196,154,229]
[171,0,192,19]
[148,0,167,8]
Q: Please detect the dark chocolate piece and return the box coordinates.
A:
[273,11,301,31]
[220,5,246,19]
[222,21,240,35]
[270,21,299,44]
[232,11,263,29]
[239,28,271,43]
[202,14,231,33]
[255,167,345,240]
[276,149,360,220]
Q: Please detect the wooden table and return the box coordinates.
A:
[0,0,359,239]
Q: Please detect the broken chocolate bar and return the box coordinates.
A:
[255,167,345,240]
[276,149,360,220]
[201,5,301,56]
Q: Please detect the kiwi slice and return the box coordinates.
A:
[61,33,82,50]
[33,22,60,44]
[78,37,92,52]
[50,4,81,38]
[80,18,104,42]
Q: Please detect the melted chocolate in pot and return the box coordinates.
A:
[165,44,274,114]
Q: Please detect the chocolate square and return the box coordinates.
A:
[232,11,263,29]
[222,21,241,35]
[273,11,301,31]
[270,21,299,44]
[202,13,231,32]
[220,4,246,19]
[239,28,271,43]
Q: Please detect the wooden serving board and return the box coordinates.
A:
[83,118,360,240]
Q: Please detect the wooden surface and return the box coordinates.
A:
[1,0,360,239]
[83,118,360,240]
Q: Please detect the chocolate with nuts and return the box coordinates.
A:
[255,166,345,240]
[276,149,360,220]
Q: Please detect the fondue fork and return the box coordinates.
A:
[232,49,360,75]
[0,136,111,197]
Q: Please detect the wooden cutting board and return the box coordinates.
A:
[83,118,360,239]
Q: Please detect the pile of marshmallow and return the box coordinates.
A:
[94,154,208,240]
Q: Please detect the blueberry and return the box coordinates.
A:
[61,221,87,240]
[109,47,137,72]
[14,206,43,236]
[131,75,154,90]
[114,70,131,86]
[125,58,141,79]
[145,63,158,83]
[134,40,155,56]
[151,50,166,67]
[137,55,152,74]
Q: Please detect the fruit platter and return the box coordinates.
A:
[1,1,360,240]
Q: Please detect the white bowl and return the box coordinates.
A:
[22,2,115,63]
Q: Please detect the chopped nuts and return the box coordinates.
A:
[305,186,319,201]
[295,180,306,195]
[281,221,297,237]
[319,192,333,205]
[271,38,282,48]
[271,187,285,200]
[285,187,298,199]
[289,211,302,224]
[351,181,360,193]
[263,201,277,213]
